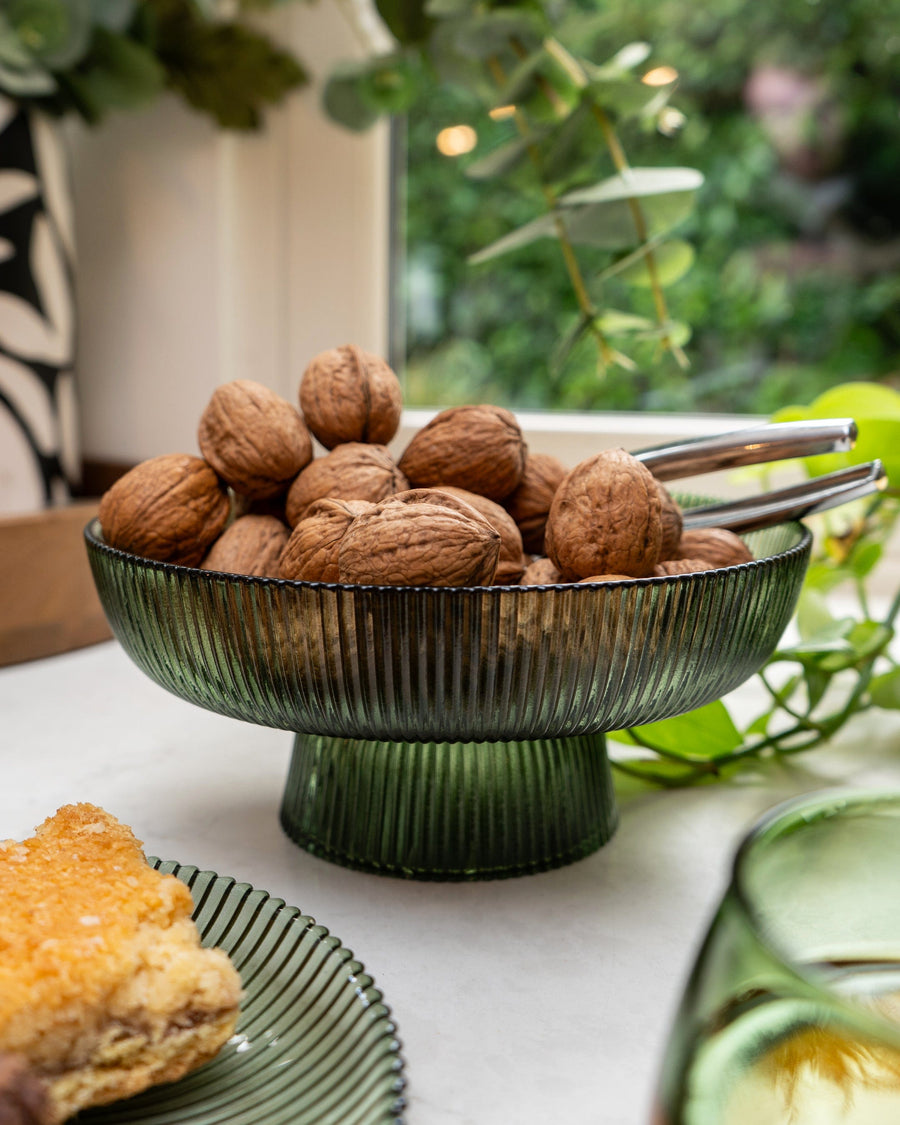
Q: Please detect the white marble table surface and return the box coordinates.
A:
[3,641,900,1124]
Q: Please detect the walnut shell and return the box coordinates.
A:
[397,405,527,502]
[579,574,636,583]
[300,345,403,450]
[197,379,313,500]
[201,515,290,578]
[520,557,562,585]
[674,528,754,568]
[656,481,684,560]
[503,452,568,555]
[545,448,663,580]
[98,453,230,567]
[284,443,409,526]
[279,499,375,582]
[337,494,500,586]
[653,558,711,576]
[432,486,525,584]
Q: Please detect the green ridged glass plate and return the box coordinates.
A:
[80,861,405,1125]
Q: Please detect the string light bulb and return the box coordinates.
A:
[436,125,477,156]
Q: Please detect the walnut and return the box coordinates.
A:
[520,557,563,585]
[200,514,290,578]
[197,379,313,500]
[654,558,711,576]
[98,453,230,567]
[544,448,663,580]
[674,527,754,568]
[431,486,525,584]
[299,345,403,449]
[279,499,375,582]
[503,452,568,555]
[656,480,684,560]
[284,443,408,526]
[337,493,500,586]
[397,404,527,501]
[579,574,637,583]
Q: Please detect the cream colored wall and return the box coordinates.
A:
[67,3,391,466]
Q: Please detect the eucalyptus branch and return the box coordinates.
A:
[541,36,690,368]
[485,53,619,370]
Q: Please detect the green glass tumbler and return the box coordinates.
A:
[654,789,900,1125]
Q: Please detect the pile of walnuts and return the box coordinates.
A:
[98,345,753,586]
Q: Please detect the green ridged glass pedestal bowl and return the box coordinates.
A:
[85,516,811,880]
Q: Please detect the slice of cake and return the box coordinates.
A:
[0,804,243,1123]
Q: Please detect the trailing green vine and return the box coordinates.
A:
[609,381,900,787]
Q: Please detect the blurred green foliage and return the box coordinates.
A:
[399,0,900,411]
[0,0,307,129]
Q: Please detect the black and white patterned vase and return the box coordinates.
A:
[0,97,79,514]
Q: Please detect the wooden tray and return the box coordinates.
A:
[0,502,112,666]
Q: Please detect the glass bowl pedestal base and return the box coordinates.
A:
[280,732,618,880]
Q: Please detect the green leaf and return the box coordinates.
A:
[559,166,704,206]
[90,0,139,32]
[609,700,742,762]
[424,0,474,15]
[551,312,591,375]
[795,586,854,644]
[870,668,900,710]
[562,191,697,250]
[464,134,535,181]
[322,61,380,132]
[772,383,900,487]
[375,0,434,45]
[817,621,893,672]
[441,10,545,59]
[596,309,655,335]
[613,239,695,288]
[849,540,883,581]
[468,211,557,264]
[65,28,165,118]
[803,664,831,710]
[0,13,56,94]
[154,8,307,130]
[7,0,92,69]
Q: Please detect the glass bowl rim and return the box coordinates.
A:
[729,786,900,1044]
[84,516,812,596]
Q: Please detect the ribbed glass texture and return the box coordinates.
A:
[84,518,810,744]
[81,861,405,1125]
[281,733,619,880]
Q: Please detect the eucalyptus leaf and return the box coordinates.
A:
[467,211,557,264]
[559,166,704,206]
[443,10,545,60]
[562,190,697,250]
[551,312,591,375]
[464,135,534,181]
[612,239,695,287]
